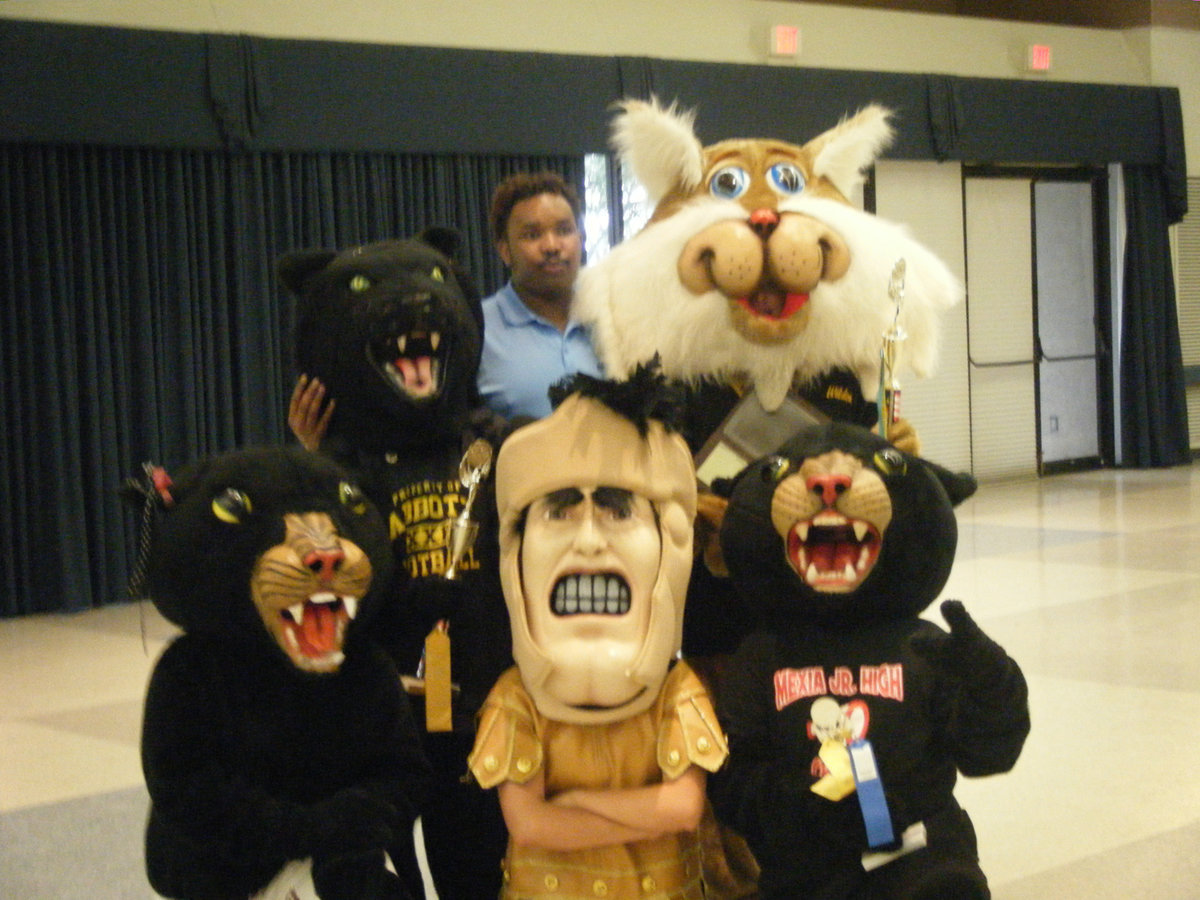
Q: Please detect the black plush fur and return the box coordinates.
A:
[139,446,431,900]
[278,232,513,898]
[710,423,1029,900]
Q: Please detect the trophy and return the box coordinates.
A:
[878,258,907,441]
[444,438,493,579]
[419,437,493,732]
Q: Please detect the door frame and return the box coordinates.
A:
[963,164,1114,476]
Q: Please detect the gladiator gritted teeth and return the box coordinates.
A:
[552,573,631,616]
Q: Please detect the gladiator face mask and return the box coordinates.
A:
[496,394,697,725]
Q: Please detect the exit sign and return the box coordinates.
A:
[1027,44,1053,72]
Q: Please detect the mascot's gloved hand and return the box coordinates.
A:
[312,850,413,900]
[910,599,1030,775]
[302,788,402,857]
[910,600,1012,691]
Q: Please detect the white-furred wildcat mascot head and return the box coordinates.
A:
[574,98,962,412]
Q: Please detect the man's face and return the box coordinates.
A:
[518,485,661,711]
[497,192,582,300]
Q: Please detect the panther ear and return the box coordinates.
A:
[918,457,977,507]
[276,249,338,295]
[419,226,465,262]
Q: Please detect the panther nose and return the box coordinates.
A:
[806,472,851,508]
[304,547,344,581]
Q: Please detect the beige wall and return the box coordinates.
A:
[2,0,1194,171]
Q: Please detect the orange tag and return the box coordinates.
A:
[424,624,452,732]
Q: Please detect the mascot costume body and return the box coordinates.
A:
[468,371,728,899]
[709,422,1030,899]
[574,98,962,456]
[135,446,431,900]
[279,231,512,898]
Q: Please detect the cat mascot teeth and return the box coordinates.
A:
[574,98,962,438]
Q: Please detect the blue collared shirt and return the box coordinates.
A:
[477,282,603,419]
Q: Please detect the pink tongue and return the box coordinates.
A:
[810,542,856,576]
[395,356,433,388]
[296,602,339,656]
[738,292,809,320]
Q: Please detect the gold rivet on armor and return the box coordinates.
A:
[544,874,559,890]
[593,879,609,896]
[697,736,711,753]
[667,749,681,766]
[642,875,657,892]
[483,755,498,772]
[516,757,533,774]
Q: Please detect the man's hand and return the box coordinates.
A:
[289,374,334,451]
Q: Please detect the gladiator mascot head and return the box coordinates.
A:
[494,369,697,725]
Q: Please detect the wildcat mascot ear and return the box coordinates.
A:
[609,98,706,206]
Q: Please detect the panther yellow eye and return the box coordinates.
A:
[430,266,444,283]
[339,481,368,515]
[873,448,907,476]
[349,274,371,293]
[212,488,252,524]
[762,455,791,482]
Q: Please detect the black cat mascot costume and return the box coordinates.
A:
[278,229,512,898]
[134,446,432,900]
[709,422,1029,900]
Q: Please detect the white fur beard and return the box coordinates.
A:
[574,195,963,411]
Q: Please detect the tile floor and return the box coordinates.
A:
[3,463,1200,897]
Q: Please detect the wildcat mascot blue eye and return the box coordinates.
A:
[768,162,806,196]
[709,165,750,200]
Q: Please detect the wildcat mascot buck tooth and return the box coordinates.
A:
[134,446,432,900]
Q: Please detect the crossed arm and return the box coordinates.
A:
[497,766,707,852]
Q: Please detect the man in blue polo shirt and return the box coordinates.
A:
[477,171,602,420]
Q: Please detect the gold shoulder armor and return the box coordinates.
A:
[657,665,729,779]
[467,672,543,789]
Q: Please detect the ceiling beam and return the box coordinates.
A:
[782,1,1200,30]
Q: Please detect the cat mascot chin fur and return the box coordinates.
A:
[574,98,962,448]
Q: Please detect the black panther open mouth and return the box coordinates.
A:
[551,573,631,615]
[368,328,446,400]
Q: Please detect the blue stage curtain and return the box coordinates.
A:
[0,143,582,615]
